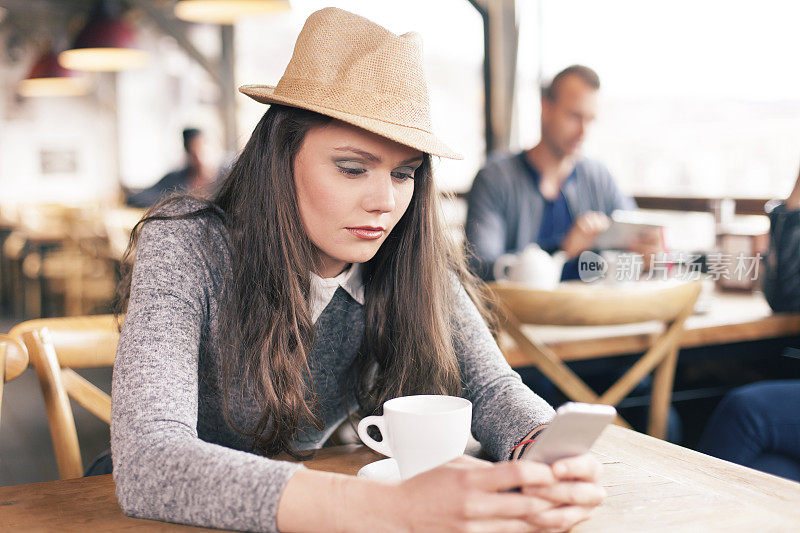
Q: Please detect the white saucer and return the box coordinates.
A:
[357,458,401,482]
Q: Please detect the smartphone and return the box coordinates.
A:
[521,402,617,464]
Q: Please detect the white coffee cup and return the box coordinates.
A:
[357,395,472,480]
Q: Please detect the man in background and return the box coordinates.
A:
[126,128,217,208]
[468,65,675,439]
[465,65,656,281]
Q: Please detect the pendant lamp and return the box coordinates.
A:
[58,0,148,71]
[174,0,290,24]
[18,51,91,98]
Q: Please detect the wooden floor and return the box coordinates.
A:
[0,316,112,487]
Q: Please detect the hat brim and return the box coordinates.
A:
[239,85,463,160]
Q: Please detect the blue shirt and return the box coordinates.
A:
[519,153,580,280]
[465,151,636,281]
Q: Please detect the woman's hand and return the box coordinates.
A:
[278,454,604,533]
[390,455,601,532]
[521,454,606,532]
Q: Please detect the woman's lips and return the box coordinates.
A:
[346,226,385,240]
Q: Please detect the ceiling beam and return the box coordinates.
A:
[127,0,237,152]
[126,0,222,87]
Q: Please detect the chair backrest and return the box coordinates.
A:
[488,280,702,327]
[10,314,120,479]
[1,334,29,428]
[488,280,702,439]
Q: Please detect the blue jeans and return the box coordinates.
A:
[698,381,800,482]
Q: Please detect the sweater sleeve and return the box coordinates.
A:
[763,203,800,312]
[110,213,303,532]
[450,281,555,460]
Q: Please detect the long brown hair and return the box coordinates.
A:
[117,105,493,458]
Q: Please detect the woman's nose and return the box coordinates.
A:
[362,174,396,213]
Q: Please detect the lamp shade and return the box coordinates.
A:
[175,0,290,24]
[58,1,148,71]
[18,52,91,97]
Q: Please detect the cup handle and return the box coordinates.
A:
[493,253,515,281]
[357,415,393,457]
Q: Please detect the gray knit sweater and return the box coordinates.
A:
[110,200,554,532]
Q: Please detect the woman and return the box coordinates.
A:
[111,8,605,532]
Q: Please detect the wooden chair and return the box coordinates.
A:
[1,334,29,428]
[10,315,120,479]
[488,281,702,439]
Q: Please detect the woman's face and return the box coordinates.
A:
[294,120,423,277]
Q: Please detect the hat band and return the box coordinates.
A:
[273,77,433,133]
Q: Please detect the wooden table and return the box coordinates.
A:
[1,426,798,531]
[503,290,800,363]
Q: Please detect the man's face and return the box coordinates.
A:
[186,134,208,168]
[540,75,598,158]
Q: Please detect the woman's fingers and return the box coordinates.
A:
[469,460,556,492]
[461,518,538,533]
[527,504,597,532]
[551,454,603,481]
[522,482,606,506]
[462,492,556,520]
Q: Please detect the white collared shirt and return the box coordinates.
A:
[309,263,365,323]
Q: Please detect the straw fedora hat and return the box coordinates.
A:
[239,7,462,159]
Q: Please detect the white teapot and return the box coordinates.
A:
[493,244,568,290]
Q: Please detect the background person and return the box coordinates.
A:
[465,65,659,282]
[126,128,218,208]
[698,162,800,482]
[698,381,800,482]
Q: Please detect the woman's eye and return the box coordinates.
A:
[392,167,416,181]
[337,165,366,176]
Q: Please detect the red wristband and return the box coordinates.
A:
[511,427,547,459]
[511,438,536,453]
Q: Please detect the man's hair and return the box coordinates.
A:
[542,65,600,101]
[182,128,202,152]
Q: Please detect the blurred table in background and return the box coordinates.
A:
[502,289,800,363]
[0,203,144,318]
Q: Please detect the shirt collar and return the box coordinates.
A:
[309,263,365,323]
[518,150,579,188]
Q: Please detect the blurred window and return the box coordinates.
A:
[516,0,800,199]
